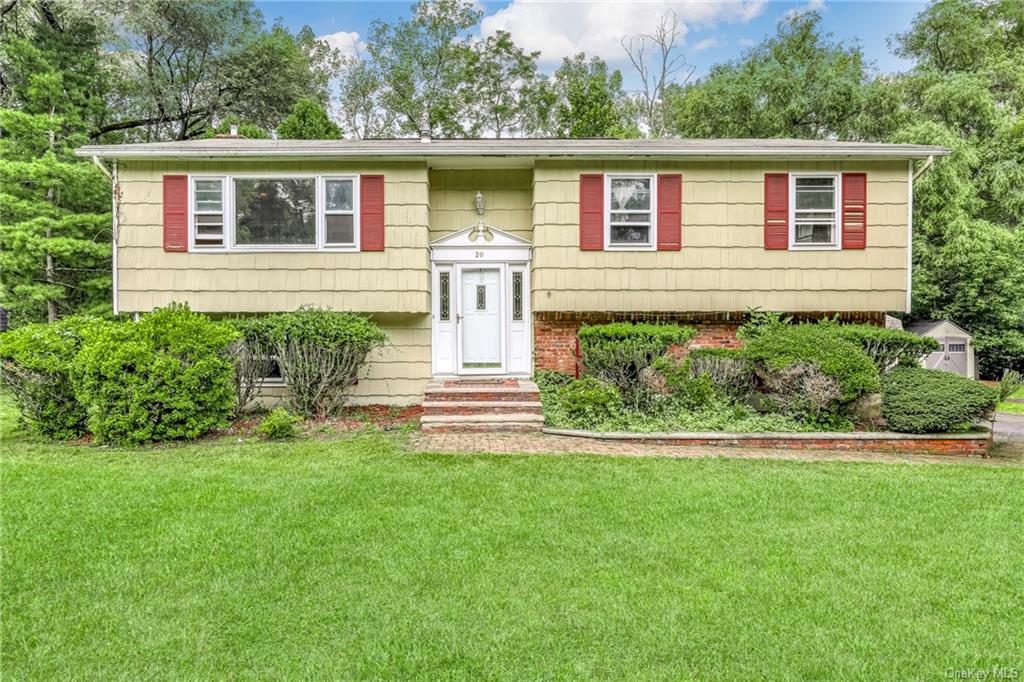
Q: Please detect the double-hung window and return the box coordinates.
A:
[192,178,225,248]
[606,174,656,249]
[323,177,357,247]
[189,175,360,251]
[790,174,840,249]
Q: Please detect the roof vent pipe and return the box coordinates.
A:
[418,113,431,143]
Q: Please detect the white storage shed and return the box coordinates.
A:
[905,320,976,379]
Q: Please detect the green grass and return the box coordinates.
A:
[2,395,1023,679]
[997,386,1024,414]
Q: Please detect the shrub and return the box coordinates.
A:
[737,309,791,341]
[742,323,881,403]
[0,317,100,439]
[759,362,847,428]
[262,308,388,418]
[649,356,717,410]
[256,407,301,440]
[578,322,694,404]
[688,348,756,401]
[226,316,278,417]
[550,377,623,429]
[828,323,939,372]
[72,304,239,445]
[881,367,998,433]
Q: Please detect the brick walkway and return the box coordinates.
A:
[410,432,1022,466]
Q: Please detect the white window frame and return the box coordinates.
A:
[190,176,227,249]
[321,175,360,249]
[604,173,657,251]
[789,172,842,250]
[187,173,361,252]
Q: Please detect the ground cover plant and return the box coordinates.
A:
[2,391,1021,679]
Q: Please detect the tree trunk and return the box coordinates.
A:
[45,112,58,322]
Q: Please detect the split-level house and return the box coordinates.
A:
[77,137,947,412]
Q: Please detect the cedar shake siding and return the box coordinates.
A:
[531,159,910,313]
[117,160,430,313]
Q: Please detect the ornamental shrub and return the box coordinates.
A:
[72,304,239,445]
[578,322,694,404]
[688,348,756,401]
[742,323,881,403]
[649,356,717,410]
[0,316,101,439]
[256,407,302,440]
[263,308,388,418]
[551,376,623,429]
[826,322,939,373]
[226,316,278,416]
[881,367,998,433]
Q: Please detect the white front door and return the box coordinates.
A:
[460,268,503,372]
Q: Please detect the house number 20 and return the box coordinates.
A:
[474,251,484,258]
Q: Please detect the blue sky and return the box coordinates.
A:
[256,1,928,87]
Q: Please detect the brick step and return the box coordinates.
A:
[420,413,545,433]
[422,400,542,416]
[423,380,540,403]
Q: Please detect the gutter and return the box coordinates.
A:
[93,156,119,315]
[912,154,936,181]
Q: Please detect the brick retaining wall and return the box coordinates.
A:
[542,428,991,457]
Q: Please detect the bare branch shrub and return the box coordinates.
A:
[760,362,842,421]
[689,352,756,401]
[274,340,379,419]
[228,336,276,417]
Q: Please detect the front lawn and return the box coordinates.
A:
[2,398,1022,679]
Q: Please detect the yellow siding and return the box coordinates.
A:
[532,159,909,313]
[255,314,430,406]
[116,160,430,314]
[428,168,533,241]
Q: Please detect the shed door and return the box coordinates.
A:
[944,337,968,376]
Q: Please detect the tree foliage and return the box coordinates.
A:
[277,99,342,139]
[546,54,635,138]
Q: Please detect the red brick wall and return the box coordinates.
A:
[533,311,885,374]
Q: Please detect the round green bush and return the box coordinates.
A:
[742,323,881,403]
[552,377,623,429]
[72,303,239,445]
[0,316,101,439]
[256,407,302,440]
[882,367,998,433]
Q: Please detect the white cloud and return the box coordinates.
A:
[317,30,365,60]
[738,37,756,47]
[783,0,825,21]
[480,0,766,64]
[690,37,720,54]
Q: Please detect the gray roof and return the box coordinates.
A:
[906,320,971,337]
[76,137,950,161]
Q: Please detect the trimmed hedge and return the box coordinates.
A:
[881,367,997,433]
[0,316,100,439]
[742,323,881,403]
[829,323,939,372]
[578,322,694,402]
[72,304,239,445]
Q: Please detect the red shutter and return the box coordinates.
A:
[841,172,867,249]
[764,173,789,250]
[656,174,682,251]
[360,174,385,251]
[579,174,604,251]
[163,175,188,252]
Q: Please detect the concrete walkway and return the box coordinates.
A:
[994,411,1024,442]
[410,431,1020,466]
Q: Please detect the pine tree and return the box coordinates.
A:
[0,6,112,325]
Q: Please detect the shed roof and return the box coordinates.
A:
[76,137,950,161]
[905,320,971,337]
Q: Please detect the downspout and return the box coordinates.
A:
[92,156,119,316]
[906,155,937,315]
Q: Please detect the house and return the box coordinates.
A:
[905,320,976,379]
[77,137,948,408]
